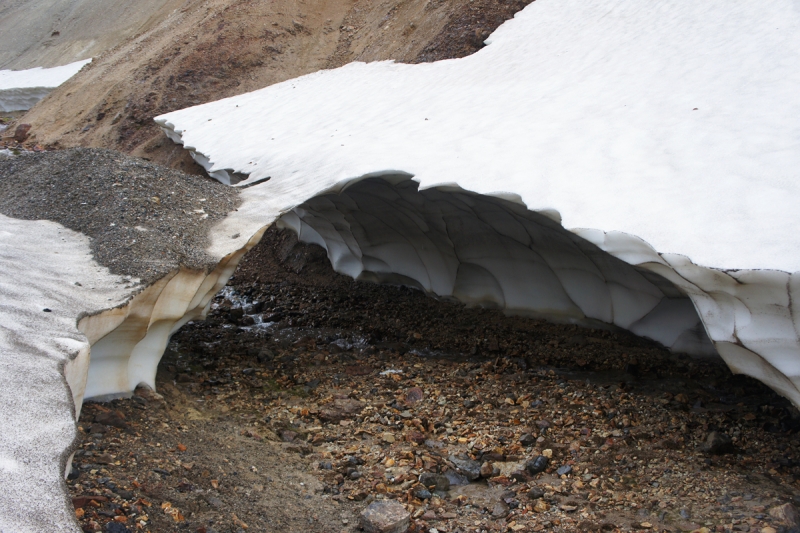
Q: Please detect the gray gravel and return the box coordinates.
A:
[0,148,240,283]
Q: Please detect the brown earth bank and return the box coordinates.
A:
[4,0,533,173]
[0,0,188,70]
[69,228,800,533]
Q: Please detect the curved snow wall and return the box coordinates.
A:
[271,176,800,406]
[75,227,266,402]
[278,176,714,354]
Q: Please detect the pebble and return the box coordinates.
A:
[418,473,450,492]
[360,500,411,533]
[528,486,545,500]
[491,501,509,518]
[556,465,572,476]
[702,431,734,455]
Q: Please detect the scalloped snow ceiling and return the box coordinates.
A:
[157,0,800,405]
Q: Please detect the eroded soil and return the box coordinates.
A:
[70,229,800,533]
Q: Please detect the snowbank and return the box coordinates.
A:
[0,59,91,112]
[157,0,800,405]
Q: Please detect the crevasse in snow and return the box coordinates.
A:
[155,0,800,406]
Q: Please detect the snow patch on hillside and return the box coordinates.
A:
[0,59,91,111]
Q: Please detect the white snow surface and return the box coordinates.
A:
[0,58,91,111]
[157,0,800,273]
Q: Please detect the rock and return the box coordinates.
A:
[206,496,224,509]
[114,489,135,500]
[257,348,275,362]
[519,433,536,446]
[510,469,529,482]
[769,503,799,526]
[444,470,470,486]
[104,522,132,533]
[133,385,164,404]
[319,398,365,422]
[701,431,734,455]
[405,431,425,445]
[405,387,424,404]
[480,461,495,478]
[95,410,128,429]
[491,501,509,518]
[14,124,31,142]
[280,430,298,442]
[419,473,450,492]
[449,455,482,481]
[381,432,396,444]
[557,465,573,476]
[72,495,108,508]
[528,486,545,500]
[533,500,549,513]
[525,455,549,475]
[360,500,411,533]
[412,485,432,500]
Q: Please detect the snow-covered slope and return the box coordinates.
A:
[0,215,130,532]
[157,0,800,404]
[0,59,90,112]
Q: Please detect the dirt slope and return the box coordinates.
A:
[10,0,533,173]
[0,0,186,69]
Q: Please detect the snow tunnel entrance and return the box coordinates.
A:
[275,176,715,358]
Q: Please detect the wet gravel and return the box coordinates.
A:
[0,148,239,283]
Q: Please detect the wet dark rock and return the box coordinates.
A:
[528,486,545,500]
[419,472,450,492]
[519,433,536,446]
[557,465,573,476]
[412,485,432,500]
[114,489,135,500]
[525,455,549,475]
[444,470,470,486]
[449,455,482,481]
[103,522,131,533]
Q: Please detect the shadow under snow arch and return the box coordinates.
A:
[276,176,715,358]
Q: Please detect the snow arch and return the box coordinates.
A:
[277,176,714,357]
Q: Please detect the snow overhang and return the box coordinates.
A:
[155,0,800,407]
